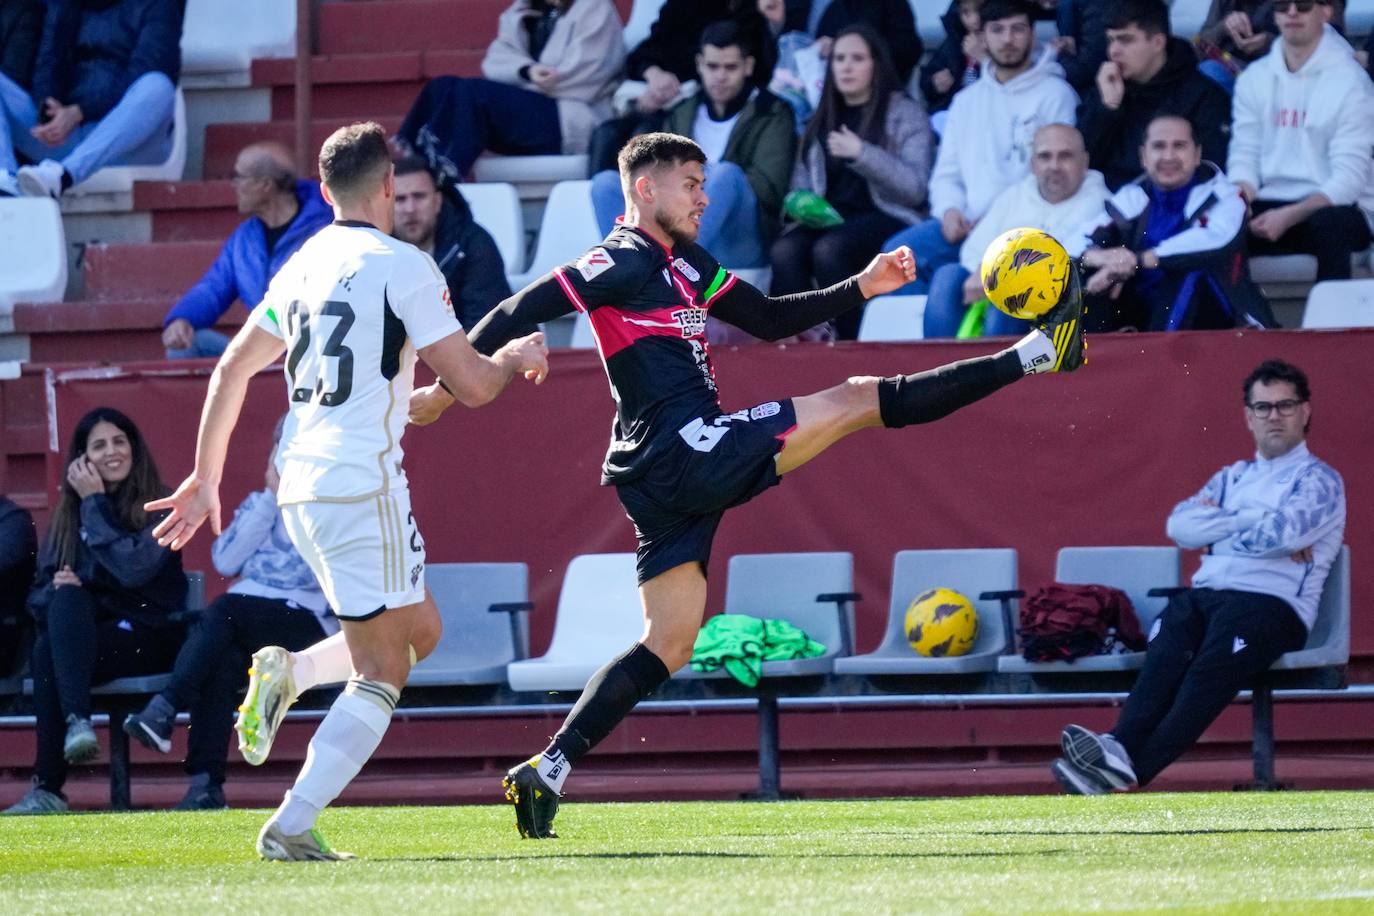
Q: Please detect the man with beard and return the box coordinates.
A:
[882,0,1078,293]
[409,131,1091,839]
[1077,0,1232,190]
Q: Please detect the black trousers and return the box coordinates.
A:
[163,593,328,783]
[1248,201,1373,281]
[1111,588,1307,786]
[769,211,906,339]
[31,586,183,794]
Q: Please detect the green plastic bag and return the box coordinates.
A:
[956,298,991,339]
[784,189,844,229]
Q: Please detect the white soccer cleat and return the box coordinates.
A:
[235,646,298,766]
[256,821,355,861]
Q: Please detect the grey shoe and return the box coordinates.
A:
[1051,757,1109,796]
[63,715,99,764]
[3,778,69,815]
[256,820,355,861]
[1062,724,1137,789]
[124,695,175,754]
[173,780,227,811]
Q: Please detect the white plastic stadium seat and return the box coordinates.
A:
[997,546,1181,674]
[1272,545,1350,671]
[857,294,926,341]
[1301,279,1374,329]
[181,0,295,78]
[510,179,603,289]
[71,89,187,194]
[408,563,530,686]
[835,548,1018,675]
[506,554,644,692]
[472,154,588,202]
[730,266,770,291]
[569,312,595,349]
[454,182,525,275]
[623,0,666,51]
[0,198,68,316]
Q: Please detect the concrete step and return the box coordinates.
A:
[82,241,220,301]
[203,116,402,179]
[134,180,241,242]
[13,297,243,363]
[257,49,484,119]
[316,0,506,55]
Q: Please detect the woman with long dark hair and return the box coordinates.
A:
[769,25,933,339]
[3,408,186,815]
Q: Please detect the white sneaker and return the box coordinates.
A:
[235,646,298,766]
[1062,724,1137,789]
[17,160,65,199]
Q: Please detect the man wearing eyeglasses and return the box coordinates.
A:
[1228,0,1374,281]
[1052,358,1346,795]
[161,142,333,359]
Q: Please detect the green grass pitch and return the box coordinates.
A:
[3,792,1374,914]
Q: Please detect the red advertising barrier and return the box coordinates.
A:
[46,329,1373,667]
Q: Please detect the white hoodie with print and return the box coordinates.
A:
[1228,24,1374,225]
[928,46,1080,223]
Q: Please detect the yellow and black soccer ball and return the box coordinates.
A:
[979,227,1071,320]
[905,587,979,658]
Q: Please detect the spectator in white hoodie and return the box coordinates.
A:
[882,0,1078,294]
[1228,2,1374,281]
[924,123,1108,338]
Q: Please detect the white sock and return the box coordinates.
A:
[535,748,571,794]
[290,632,353,693]
[1010,329,1058,375]
[271,676,399,835]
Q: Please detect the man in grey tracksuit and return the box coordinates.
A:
[1052,358,1345,794]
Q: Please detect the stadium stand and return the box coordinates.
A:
[0,199,67,318]
[407,563,533,688]
[1301,278,1374,328]
[452,182,526,278]
[856,294,927,341]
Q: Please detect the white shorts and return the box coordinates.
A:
[280,489,426,620]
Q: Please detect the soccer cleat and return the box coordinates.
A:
[256,821,355,861]
[1061,724,1137,790]
[2,778,69,815]
[1051,757,1109,796]
[503,758,560,839]
[63,715,99,764]
[1033,262,1087,372]
[235,646,298,766]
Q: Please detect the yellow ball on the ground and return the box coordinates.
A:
[980,227,1071,320]
[905,587,979,658]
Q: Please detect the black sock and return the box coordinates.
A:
[59,169,73,191]
[548,643,670,764]
[877,350,1024,429]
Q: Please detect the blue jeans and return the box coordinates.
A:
[924,262,1033,339]
[166,328,230,360]
[884,217,962,295]
[0,71,176,183]
[1196,59,1237,96]
[592,160,767,267]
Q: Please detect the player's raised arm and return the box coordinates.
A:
[417,325,548,412]
[710,247,916,340]
[146,323,286,549]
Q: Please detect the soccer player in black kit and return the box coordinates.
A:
[409,133,1087,838]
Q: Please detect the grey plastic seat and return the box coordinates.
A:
[997,546,1180,674]
[835,549,1018,675]
[506,554,643,692]
[676,552,856,681]
[408,563,530,687]
[90,570,206,698]
[1271,545,1349,671]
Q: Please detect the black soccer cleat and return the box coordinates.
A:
[1034,262,1087,372]
[503,758,560,839]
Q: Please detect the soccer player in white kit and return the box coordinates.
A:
[147,122,548,860]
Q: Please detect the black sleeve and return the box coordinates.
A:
[710,275,867,341]
[0,0,44,90]
[468,273,577,356]
[1058,0,1110,94]
[451,224,518,332]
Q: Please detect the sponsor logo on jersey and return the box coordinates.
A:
[411,563,424,588]
[575,247,615,282]
[750,401,781,420]
[440,287,455,318]
[1232,636,1247,654]
[671,307,708,338]
[673,257,701,282]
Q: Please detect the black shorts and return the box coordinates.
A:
[616,399,798,584]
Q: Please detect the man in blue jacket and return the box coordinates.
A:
[0,0,181,198]
[162,142,332,358]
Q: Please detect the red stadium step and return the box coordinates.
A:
[13,298,244,363]
[316,0,507,54]
[134,180,241,242]
[82,241,220,301]
[203,117,402,179]
[261,50,485,119]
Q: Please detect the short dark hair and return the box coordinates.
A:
[1243,359,1312,404]
[392,154,436,184]
[318,121,391,201]
[1143,113,1197,145]
[978,0,1036,26]
[1106,0,1170,36]
[617,132,707,188]
[699,19,750,54]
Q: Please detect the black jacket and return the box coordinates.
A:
[27,494,187,629]
[627,0,773,87]
[31,0,181,122]
[435,192,528,334]
[1054,0,1111,93]
[0,497,37,673]
[1077,37,1232,190]
[919,2,970,112]
[0,0,43,89]
[817,0,922,83]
